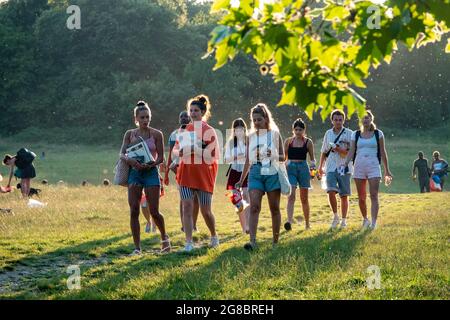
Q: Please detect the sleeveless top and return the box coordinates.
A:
[131,129,158,159]
[287,137,309,160]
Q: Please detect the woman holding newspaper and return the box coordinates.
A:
[119,101,170,255]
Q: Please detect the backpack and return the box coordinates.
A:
[353,130,381,164]
[16,148,36,166]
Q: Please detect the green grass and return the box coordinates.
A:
[0,136,449,299]
[0,187,448,299]
[1,133,448,193]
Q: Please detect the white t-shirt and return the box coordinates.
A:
[224,140,246,172]
[321,127,354,173]
[351,130,384,161]
[248,130,281,175]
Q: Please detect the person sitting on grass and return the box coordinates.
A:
[3,148,37,198]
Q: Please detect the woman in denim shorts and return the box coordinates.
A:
[236,103,285,251]
[119,101,170,255]
[284,118,316,231]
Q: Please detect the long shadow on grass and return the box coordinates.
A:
[53,229,370,299]
[1,234,131,272]
[141,229,371,299]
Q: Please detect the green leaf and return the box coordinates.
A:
[347,68,366,88]
[211,0,231,13]
[278,83,296,106]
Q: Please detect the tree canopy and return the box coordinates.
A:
[206,0,450,120]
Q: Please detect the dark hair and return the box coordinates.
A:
[292,118,306,130]
[2,154,12,165]
[188,94,211,120]
[103,179,111,186]
[41,179,48,185]
[230,118,247,147]
[330,109,346,121]
[418,151,424,157]
[81,180,88,186]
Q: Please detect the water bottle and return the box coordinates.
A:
[384,175,392,187]
[321,174,328,190]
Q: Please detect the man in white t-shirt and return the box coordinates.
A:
[318,110,354,229]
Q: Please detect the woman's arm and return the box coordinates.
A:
[6,162,14,187]
[344,140,356,167]
[284,138,290,162]
[149,130,165,168]
[307,139,316,165]
[120,130,143,170]
[379,136,392,177]
[236,137,250,188]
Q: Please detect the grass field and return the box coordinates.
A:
[0,136,449,299]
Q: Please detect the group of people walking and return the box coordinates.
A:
[119,96,395,255]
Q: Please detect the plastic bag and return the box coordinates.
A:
[430,176,442,192]
[28,199,47,208]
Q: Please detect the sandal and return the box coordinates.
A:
[160,235,171,253]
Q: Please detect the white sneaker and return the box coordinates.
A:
[330,217,340,229]
[209,236,220,248]
[184,241,194,252]
[370,222,377,230]
[362,218,370,229]
[130,248,142,256]
[340,220,347,228]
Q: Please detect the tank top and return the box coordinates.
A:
[131,129,158,159]
[287,137,309,160]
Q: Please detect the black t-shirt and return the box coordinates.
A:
[414,158,429,178]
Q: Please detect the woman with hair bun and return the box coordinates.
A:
[174,95,220,252]
[119,100,170,255]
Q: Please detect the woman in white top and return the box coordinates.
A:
[345,110,393,229]
[236,104,285,250]
[224,118,250,233]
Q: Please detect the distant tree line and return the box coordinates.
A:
[0,0,448,145]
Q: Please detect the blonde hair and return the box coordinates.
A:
[187,94,211,121]
[360,109,377,132]
[250,103,279,133]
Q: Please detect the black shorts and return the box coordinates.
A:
[14,165,36,179]
[226,169,248,190]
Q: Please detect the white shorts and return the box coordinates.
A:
[353,155,381,180]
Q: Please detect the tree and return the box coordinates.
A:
[205,0,450,120]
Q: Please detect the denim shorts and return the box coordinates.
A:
[128,167,160,188]
[286,161,311,189]
[248,164,281,193]
[326,170,351,197]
